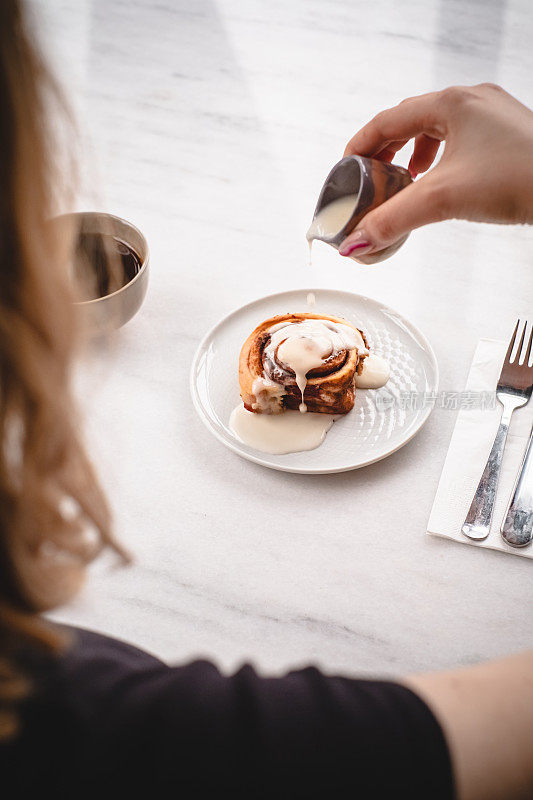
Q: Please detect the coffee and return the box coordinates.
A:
[73,232,142,302]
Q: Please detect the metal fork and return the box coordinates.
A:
[462,319,533,541]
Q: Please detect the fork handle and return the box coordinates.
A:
[462,404,514,541]
[501,425,533,547]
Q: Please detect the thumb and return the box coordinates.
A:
[338,171,449,259]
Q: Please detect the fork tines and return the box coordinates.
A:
[499,318,533,391]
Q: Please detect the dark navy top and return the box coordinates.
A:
[2,626,454,798]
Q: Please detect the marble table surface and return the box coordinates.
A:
[39,0,533,676]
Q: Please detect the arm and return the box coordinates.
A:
[52,631,454,798]
[403,650,533,800]
[339,84,533,261]
[44,628,531,798]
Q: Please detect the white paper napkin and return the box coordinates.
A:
[428,338,533,558]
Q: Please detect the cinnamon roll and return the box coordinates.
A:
[238,313,368,415]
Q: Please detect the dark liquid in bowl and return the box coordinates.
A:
[73,232,142,301]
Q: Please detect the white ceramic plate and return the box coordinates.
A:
[190,289,438,474]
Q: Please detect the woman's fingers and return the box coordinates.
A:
[337,84,533,250]
[408,134,441,178]
[363,133,440,175]
[338,169,450,258]
[343,91,446,158]
[373,139,409,163]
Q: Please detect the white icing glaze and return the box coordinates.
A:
[277,335,331,413]
[355,353,390,389]
[263,318,368,413]
[251,376,284,413]
[306,194,359,243]
[266,319,367,362]
[230,405,336,454]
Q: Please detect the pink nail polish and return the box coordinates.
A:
[339,240,372,257]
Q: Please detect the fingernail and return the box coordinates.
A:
[339,230,373,257]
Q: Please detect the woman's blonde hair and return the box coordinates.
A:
[0,0,126,738]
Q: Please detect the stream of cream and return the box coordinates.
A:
[306,194,359,266]
[264,318,367,413]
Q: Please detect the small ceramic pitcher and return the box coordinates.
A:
[308,155,412,263]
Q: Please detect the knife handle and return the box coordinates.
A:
[501,427,533,547]
[461,406,512,541]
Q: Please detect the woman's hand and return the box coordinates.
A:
[339,84,533,261]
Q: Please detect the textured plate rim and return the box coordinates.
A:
[190,288,439,474]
